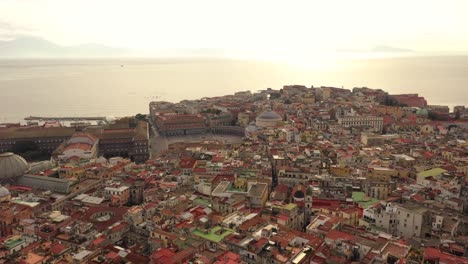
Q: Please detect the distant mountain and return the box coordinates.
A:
[337,45,414,54]
[0,36,128,58]
[370,45,413,53]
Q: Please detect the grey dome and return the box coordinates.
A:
[0,152,29,180]
[0,186,10,197]
[416,108,429,117]
[257,110,282,120]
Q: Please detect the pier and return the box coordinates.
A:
[24,116,108,122]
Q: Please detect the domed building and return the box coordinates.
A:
[245,121,261,138]
[256,110,282,128]
[0,186,11,202]
[0,152,29,181]
[416,108,429,118]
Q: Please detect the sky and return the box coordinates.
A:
[1,0,467,59]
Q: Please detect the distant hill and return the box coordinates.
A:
[0,36,128,58]
[337,45,414,54]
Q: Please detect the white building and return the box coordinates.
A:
[337,116,383,133]
[369,202,428,238]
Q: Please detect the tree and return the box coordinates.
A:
[135,113,148,121]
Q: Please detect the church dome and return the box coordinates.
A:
[256,110,282,128]
[0,186,10,197]
[416,108,429,117]
[0,186,10,201]
[257,110,282,120]
[0,152,29,180]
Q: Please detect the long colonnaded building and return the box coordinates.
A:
[337,116,384,133]
[0,126,75,154]
[1,120,150,163]
[154,114,206,136]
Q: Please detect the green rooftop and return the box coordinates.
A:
[273,203,297,211]
[352,192,379,209]
[192,226,234,243]
[417,168,447,178]
[193,197,211,207]
[4,237,25,249]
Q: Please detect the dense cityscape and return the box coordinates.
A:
[0,85,467,264]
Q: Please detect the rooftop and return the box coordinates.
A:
[192,226,234,243]
[4,236,25,249]
[352,192,379,209]
[417,168,447,178]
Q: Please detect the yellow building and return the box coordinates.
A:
[330,165,352,177]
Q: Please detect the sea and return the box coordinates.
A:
[0,56,467,124]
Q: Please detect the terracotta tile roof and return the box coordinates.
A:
[64,142,92,151]
[111,222,128,233]
[325,229,355,242]
[50,243,69,255]
[424,247,468,264]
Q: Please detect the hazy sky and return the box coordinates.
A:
[1,0,467,59]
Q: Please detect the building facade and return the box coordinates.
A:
[337,116,384,133]
[0,127,75,154]
[154,114,206,136]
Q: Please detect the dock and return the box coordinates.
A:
[24,116,108,122]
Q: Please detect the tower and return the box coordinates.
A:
[305,186,313,220]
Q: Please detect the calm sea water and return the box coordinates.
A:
[0,56,467,123]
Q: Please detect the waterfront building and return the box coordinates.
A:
[0,126,75,154]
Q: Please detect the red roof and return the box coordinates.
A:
[424,247,468,264]
[325,229,355,242]
[106,251,120,260]
[179,159,196,169]
[111,222,128,233]
[411,194,426,202]
[254,238,268,250]
[151,248,176,263]
[64,142,92,151]
[91,236,106,246]
[50,243,69,255]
